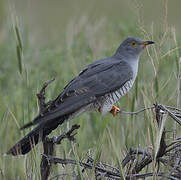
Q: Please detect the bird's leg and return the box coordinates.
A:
[110,105,120,117]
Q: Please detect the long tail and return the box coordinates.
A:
[7,117,66,156]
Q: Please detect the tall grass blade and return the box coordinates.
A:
[71,143,83,180]
[15,25,22,51]
[16,45,22,75]
[154,76,159,99]
[14,23,23,75]
[93,137,102,167]
[107,127,126,180]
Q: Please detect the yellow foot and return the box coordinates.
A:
[110,105,120,117]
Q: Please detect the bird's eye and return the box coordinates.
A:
[131,41,136,46]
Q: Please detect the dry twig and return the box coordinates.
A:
[37,78,55,115]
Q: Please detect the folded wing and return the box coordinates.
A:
[23,58,133,128]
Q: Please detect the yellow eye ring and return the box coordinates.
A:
[131,41,136,46]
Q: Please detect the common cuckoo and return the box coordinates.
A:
[8,37,154,156]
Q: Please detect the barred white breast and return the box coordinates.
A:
[99,79,134,115]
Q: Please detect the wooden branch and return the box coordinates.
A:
[40,124,80,180]
[47,156,123,179]
[37,78,55,115]
[40,138,54,180]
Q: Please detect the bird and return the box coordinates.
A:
[7,37,154,156]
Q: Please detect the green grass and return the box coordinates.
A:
[1,2,181,179]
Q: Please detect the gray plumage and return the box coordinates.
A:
[8,37,154,156]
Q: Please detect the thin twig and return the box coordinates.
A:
[164,105,181,112]
[167,138,181,148]
[119,106,155,115]
[51,124,80,144]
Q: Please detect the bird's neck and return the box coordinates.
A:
[114,46,140,81]
[127,57,139,82]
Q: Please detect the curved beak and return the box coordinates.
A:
[142,41,155,46]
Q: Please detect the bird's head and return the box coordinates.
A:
[116,37,154,58]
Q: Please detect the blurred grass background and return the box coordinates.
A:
[1,0,181,179]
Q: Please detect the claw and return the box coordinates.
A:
[110,105,120,117]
